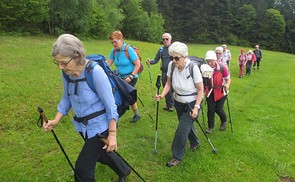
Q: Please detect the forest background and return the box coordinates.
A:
[1,0,295,54]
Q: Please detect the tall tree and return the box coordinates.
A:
[0,0,49,33]
[142,0,158,14]
[232,4,256,45]
[259,8,286,50]
[89,0,125,38]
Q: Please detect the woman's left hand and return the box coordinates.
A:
[104,134,117,152]
[190,107,199,119]
[125,77,132,83]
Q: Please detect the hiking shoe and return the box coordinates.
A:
[206,128,213,134]
[190,143,200,152]
[130,114,140,123]
[166,158,181,167]
[163,106,174,112]
[220,122,227,131]
[117,168,131,182]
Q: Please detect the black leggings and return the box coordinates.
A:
[206,94,227,129]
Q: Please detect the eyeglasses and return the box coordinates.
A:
[53,57,74,66]
[110,39,120,44]
[170,56,182,61]
[162,38,169,41]
[216,53,222,55]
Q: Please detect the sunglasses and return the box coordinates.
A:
[162,38,169,41]
[170,56,182,61]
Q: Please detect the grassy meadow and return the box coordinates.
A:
[0,35,295,182]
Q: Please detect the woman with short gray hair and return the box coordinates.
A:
[156,41,204,167]
[44,34,131,181]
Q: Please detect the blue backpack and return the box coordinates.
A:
[62,54,137,118]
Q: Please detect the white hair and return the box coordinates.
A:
[168,41,188,57]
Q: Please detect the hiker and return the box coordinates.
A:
[215,46,227,66]
[238,49,247,78]
[246,50,256,75]
[221,44,231,68]
[156,41,204,167]
[253,44,263,71]
[107,30,141,123]
[43,34,131,182]
[204,50,231,134]
[146,33,174,111]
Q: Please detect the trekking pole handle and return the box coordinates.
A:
[37,106,48,124]
[156,75,161,93]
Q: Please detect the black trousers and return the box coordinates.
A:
[206,94,227,129]
[246,60,252,75]
[74,132,130,182]
[253,57,261,69]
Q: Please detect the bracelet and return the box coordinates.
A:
[108,129,117,132]
[130,73,135,77]
[194,104,200,109]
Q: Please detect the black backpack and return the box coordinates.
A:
[170,56,205,83]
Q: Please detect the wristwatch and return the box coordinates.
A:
[194,104,200,109]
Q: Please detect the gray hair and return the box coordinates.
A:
[52,34,86,65]
[168,41,188,57]
[162,33,172,39]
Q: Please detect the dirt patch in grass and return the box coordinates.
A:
[280,176,295,182]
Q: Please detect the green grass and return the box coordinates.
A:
[0,35,295,182]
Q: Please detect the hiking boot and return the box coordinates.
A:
[220,122,226,131]
[117,168,131,182]
[190,143,200,152]
[166,158,181,167]
[206,128,213,134]
[130,114,140,123]
[163,105,174,112]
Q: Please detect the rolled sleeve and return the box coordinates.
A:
[92,66,119,122]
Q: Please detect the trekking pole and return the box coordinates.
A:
[97,135,146,182]
[148,64,155,105]
[137,96,155,123]
[37,107,75,172]
[186,103,218,154]
[201,103,205,125]
[153,75,161,154]
[224,87,233,133]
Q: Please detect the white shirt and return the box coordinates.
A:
[167,58,203,103]
[222,50,231,61]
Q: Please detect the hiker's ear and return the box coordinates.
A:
[74,50,80,55]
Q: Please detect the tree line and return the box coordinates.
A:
[0,0,294,53]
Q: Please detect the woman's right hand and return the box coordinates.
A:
[146,58,150,65]
[43,119,58,132]
[155,94,162,102]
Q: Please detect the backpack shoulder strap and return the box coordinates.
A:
[170,62,176,78]
[84,60,97,94]
[62,71,70,82]
[188,62,196,83]
[124,44,130,59]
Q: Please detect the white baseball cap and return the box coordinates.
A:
[205,50,217,60]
